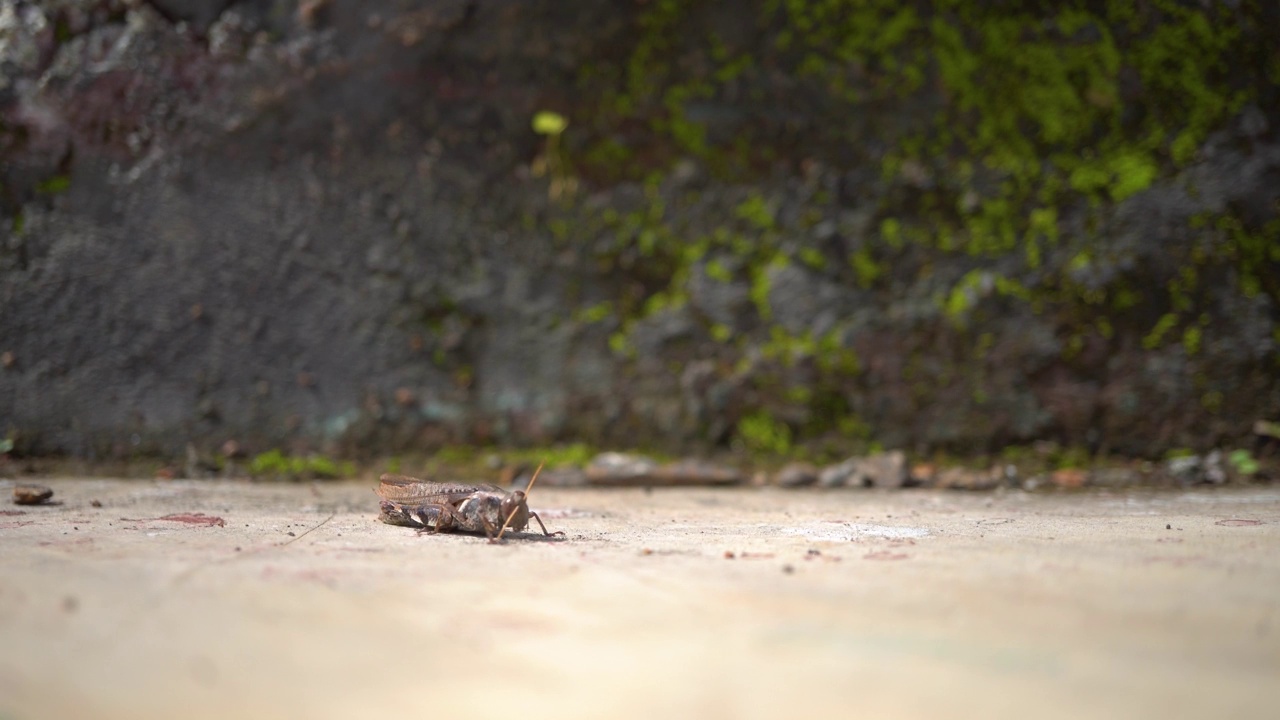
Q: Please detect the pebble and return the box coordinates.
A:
[932,467,1004,491]
[1050,468,1089,489]
[773,462,818,488]
[1204,450,1227,484]
[1091,467,1140,488]
[585,452,658,485]
[534,467,590,487]
[1165,455,1203,484]
[12,484,53,505]
[585,453,742,486]
[818,451,908,488]
[650,460,742,486]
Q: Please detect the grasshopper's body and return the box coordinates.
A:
[376,474,558,540]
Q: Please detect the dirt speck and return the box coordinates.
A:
[864,551,910,561]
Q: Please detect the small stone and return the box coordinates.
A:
[90,499,103,508]
[866,451,909,488]
[586,455,742,487]
[817,459,858,488]
[1204,450,1227,484]
[532,467,589,487]
[1165,455,1204,484]
[910,463,937,485]
[1166,524,1172,530]
[13,484,53,505]
[1091,468,1139,488]
[651,460,742,486]
[781,564,795,574]
[0,351,14,368]
[821,451,909,489]
[584,452,658,485]
[933,467,1003,491]
[1050,468,1089,489]
[724,551,735,559]
[774,462,818,488]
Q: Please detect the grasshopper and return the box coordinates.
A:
[376,462,562,542]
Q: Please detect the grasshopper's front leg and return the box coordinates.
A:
[529,511,565,537]
[481,514,504,543]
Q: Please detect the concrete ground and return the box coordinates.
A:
[1,478,1277,720]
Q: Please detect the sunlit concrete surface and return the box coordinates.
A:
[1,480,1277,719]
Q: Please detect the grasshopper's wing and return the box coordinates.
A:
[377,474,484,505]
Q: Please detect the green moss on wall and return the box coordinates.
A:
[560,0,1273,451]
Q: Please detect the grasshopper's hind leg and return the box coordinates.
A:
[379,500,422,528]
[411,502,462,535]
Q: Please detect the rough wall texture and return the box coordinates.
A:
[1,0,1277,460]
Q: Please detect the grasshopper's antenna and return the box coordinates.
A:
[495,461,545,542]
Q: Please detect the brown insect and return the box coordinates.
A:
[376,462,562,542]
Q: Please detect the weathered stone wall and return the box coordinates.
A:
[1,0,1277,461]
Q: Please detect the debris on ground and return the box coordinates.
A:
[120,513,228,528]
[12,484,53,505]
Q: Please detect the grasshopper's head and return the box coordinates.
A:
[500,490,530,532]
[494,461,545,541]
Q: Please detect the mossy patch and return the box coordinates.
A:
[248,450,355,480]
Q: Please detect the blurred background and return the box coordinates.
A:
[1,0,1277,472]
